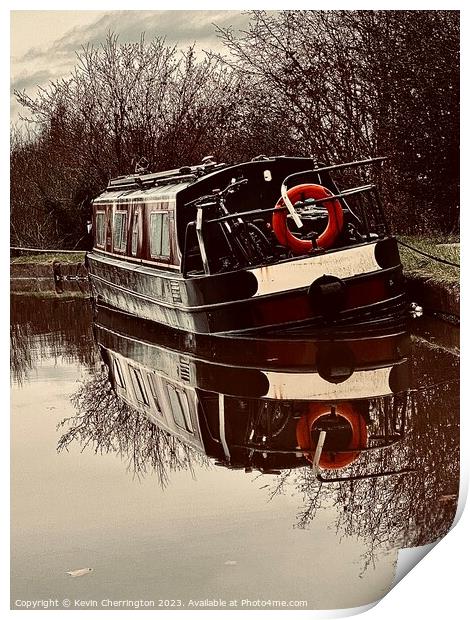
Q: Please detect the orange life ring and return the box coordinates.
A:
[272,183,344,254]
[296,403,368,470]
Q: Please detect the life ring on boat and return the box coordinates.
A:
[272,184,344,254]
[296,403,368,470]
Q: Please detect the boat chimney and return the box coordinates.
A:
[201,155,216,165]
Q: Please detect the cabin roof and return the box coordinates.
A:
[100,156,320,195]
[105,160,228,192]
[94,156,325,204]
[93,181,191,204]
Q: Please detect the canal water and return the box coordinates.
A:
[10,294,459,611]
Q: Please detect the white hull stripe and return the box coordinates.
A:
[263,367,393,400]
[250,243,380,297]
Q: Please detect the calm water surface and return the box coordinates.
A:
[10,294,459,610]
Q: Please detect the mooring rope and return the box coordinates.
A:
[11,241,459,270]
[10,246,85,254]
[409,377,460,394]
[397,239,460,268]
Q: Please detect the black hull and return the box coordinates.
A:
[87,238,406,335]
[94,303,410,372]
[96,314,410,401]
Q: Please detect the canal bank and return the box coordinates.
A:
[10,253,88,296]
[10,242,460,323]
[398,237,460,324]
[405,274,459,323]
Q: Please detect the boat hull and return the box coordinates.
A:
[87,238,406,335]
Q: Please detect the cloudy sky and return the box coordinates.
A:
[10,10,252,121]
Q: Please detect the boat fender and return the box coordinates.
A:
[296,403,368,469]
[316,342,356,383]
[308,275,347,316]
[272,183,344,254]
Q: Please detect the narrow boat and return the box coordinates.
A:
[87,156,405,334]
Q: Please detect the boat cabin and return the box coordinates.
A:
[92,156,390,276]
[88,156,404,334]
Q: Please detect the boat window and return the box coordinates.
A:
[131,210,139,256]
[129,366,149,406]
[147,373,163,416]
[95,211,105,247]
[113,211,128,252]
[150,212,170,258]
[167,384,193,433]
[113,358,126,389]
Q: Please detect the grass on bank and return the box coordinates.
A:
[10,252,86,265]
[10,238,460,285]
[10,290,89,299]
[398,235,460,285]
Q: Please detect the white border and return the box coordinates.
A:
[5,3,467,619]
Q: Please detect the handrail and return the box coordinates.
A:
[282,156,387,189]
[309,156,387,175]
[317,467,415,483]
[204,184,376,225]
[107,173,197,191]
[229,440,401,456]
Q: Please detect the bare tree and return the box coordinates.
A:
[218,10,459,234]
[11,12,459,247]
[59,372,209,486]
[11,34,247,248]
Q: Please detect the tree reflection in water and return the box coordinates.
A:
[264,383,459,573]
[10,296,96,384]
[58,372,209,486]
[60,379,458,574]
[59,332,459,575]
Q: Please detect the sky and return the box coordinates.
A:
[10,10,252,122]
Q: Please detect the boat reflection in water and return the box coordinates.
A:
[60,306,458,578]
[83,307,410,474]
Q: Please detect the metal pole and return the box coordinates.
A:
[218,394,231,463]
[312,430,327,472]
[196,207,210,275]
